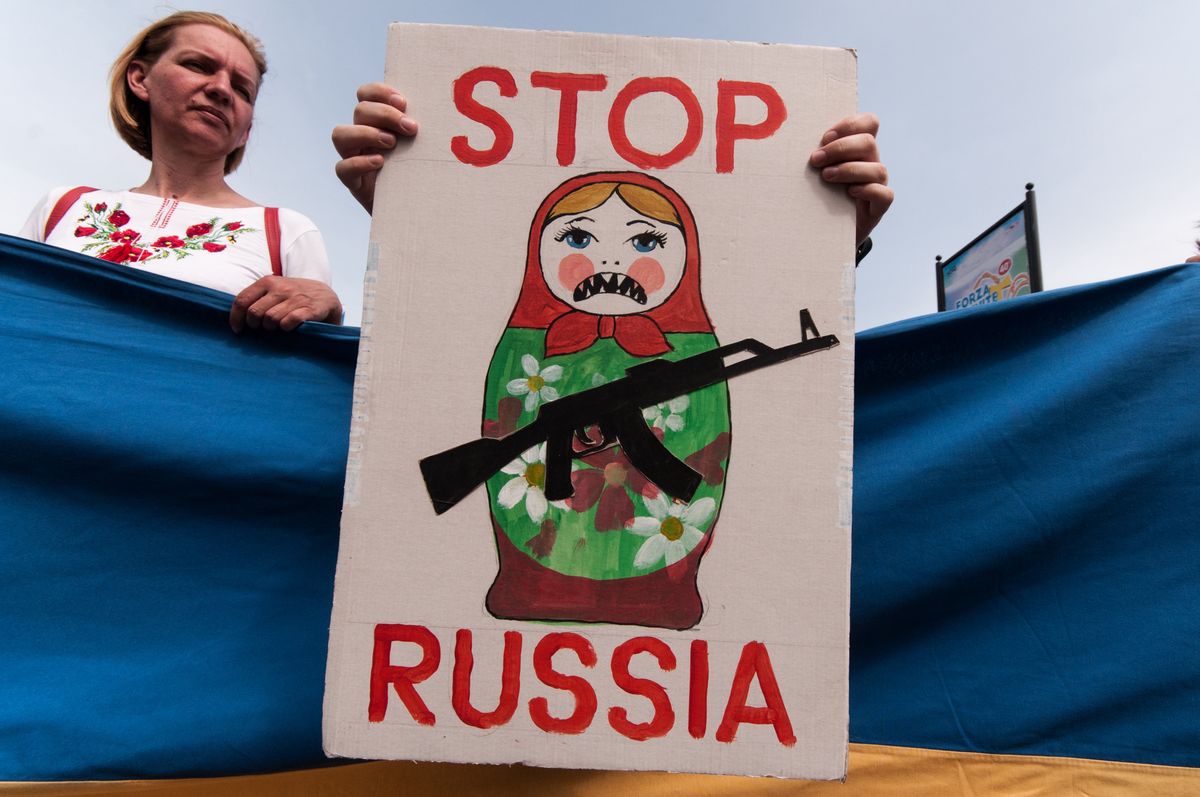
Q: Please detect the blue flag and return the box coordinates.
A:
[2,235,1198,786]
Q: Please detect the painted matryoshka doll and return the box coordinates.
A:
[481,172,731,630]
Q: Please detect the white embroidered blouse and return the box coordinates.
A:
[20,188,331,296]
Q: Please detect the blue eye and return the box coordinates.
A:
[629,231,668,253]
[554,225,593,249]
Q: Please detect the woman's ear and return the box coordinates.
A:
[127,60,151,102]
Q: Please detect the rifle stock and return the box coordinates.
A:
[420,421,547,515]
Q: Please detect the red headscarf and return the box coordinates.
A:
[506,172,714,357]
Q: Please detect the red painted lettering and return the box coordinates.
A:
[368,624,441,724]
[451,66,518,167]
[608,637,676,741]
[451,629,522,729]
[530,72,608,166]
[528,632,598,734]
[608,77,703,169]
[715,641,796,746]
[715,80,787,173]
[688,639,709,739]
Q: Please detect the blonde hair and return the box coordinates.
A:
[109,11,267,175]
[548,183,681,226]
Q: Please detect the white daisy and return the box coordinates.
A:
[627,492,715,569]
[496,443,570,523]
[506,354,563,412]
[642,394,689,432]
[497,443,550,523]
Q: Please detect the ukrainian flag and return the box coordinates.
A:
[1,236,1197,794]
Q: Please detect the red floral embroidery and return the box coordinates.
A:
[99,243,152,263]
[74,200,256,264]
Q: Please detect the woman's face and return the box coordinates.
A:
[539,192,686,316]
[128,24,259,161]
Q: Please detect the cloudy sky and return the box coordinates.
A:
[4,0,1198,329]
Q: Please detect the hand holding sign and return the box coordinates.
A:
[332,83,419,213]
[809,113,893,245]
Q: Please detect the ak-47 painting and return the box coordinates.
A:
[324,24,857,780]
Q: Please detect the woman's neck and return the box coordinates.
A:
[131,153,255,207]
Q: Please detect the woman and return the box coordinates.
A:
[19,11,341,332]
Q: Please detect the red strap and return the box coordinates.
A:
[44,186,100,240]
[264,207,282,277]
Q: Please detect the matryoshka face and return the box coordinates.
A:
[539,193,686,316]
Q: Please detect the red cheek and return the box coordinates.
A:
[628,257,665,294]
[558,253,595,291]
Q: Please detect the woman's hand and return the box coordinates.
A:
[230,276,343,332]
[332,83,418,214]
[809,113,893,245]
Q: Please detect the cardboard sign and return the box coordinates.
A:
[324,23,856,780]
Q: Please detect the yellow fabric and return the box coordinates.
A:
[6,744,1200,796]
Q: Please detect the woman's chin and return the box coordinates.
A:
[164,131,241,162]
[151,115,244,162]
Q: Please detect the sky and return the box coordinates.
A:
[3,0,1198,330]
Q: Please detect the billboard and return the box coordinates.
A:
[937,184,1043,312]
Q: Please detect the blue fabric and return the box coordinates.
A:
[0,236,357,779]
[1,233,1198,779]
[852,263,1200,763]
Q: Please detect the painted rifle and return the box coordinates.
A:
[419,309,838,515]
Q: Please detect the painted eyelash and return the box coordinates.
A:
[630,230,669,247]
[554,224,593,243]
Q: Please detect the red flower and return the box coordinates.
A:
[98,243,153,263]
[74,226,97,237]
[107,210,130,227]
[94,202,107,212]
[685,432,731,486]
[152,235,185,248]
[225,221,242,231]
[187,222,213,237]
[202,241,226,253]
[568,445,660,532]
[109,229,140,243]
[482,397,523,439]
[525,519,557,559]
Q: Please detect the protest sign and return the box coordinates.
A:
[324,23,856,779]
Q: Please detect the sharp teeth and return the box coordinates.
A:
[571,272,647,304]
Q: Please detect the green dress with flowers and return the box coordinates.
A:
[482,328,730,628]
